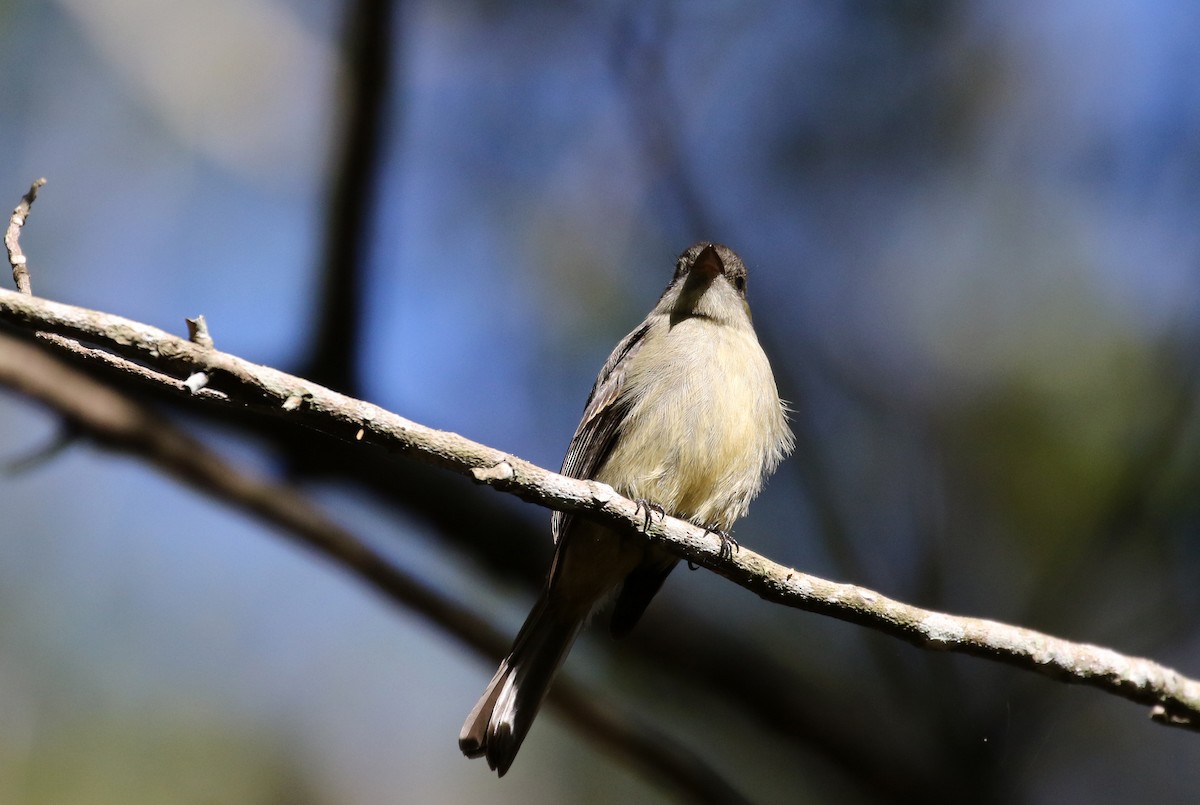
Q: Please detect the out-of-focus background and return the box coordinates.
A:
[3,1,1200,802]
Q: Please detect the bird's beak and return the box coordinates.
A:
[691,245,725,280]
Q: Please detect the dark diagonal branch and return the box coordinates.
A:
[0,329,752,805]
[2,286,1199,733]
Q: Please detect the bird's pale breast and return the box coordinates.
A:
[595,315,784,530]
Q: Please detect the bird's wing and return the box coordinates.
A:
[551,320,652,544]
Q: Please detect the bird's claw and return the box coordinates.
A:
[710,527,738,561]
[686,526,737,569]
[634,499,666,532]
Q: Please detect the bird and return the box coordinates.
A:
[459,242,794,776]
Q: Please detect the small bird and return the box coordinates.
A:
[459,242,794,775]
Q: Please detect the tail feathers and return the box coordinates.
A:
[610,559,676,638]
[459,599,582,776]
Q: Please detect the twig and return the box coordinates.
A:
[186,314,214,348]
[2,286,1199,732]
[34,330,228,401]
[0,329,751,805]
[4,178,46,295]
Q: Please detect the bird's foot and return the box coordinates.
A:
[634,499,666,532]
[686,526,737,569]
[711,527,738,562]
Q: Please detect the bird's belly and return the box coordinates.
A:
[594,320,775,529]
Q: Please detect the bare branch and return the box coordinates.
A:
[2,285,1199,732]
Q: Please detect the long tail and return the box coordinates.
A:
[458,594,583,776]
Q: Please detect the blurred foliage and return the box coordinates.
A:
[0,715,317,805]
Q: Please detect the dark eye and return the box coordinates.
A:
[733,274,746,292]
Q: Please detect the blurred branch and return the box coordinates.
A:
[3,286,1200,734]
[303,0,396,395]
[0,329,752,805]
[624,618,938,799]
[609,6,716,240]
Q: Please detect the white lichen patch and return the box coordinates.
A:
[921,613,965,645]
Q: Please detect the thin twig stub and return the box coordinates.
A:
[5,178,47,295]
